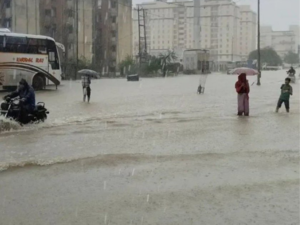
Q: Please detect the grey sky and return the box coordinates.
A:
[132,0,300,31]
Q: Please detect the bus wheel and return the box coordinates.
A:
[32,75,45,90]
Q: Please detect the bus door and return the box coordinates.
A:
[47,40,60,84]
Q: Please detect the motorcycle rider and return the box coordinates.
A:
[3,79,36,123]
[287,66,296,76]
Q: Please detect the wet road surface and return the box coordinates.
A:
[0,71,299,225]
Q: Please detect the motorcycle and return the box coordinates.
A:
[287,71,296,83]
[0,97,49,124]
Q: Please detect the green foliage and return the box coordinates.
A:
[248,47,282,67]
[143,51,178,76]
[144,55,162,74]
[62,56,95,80]
[284,51,299,65]
[118,51,179,77]
[119,56,137,75]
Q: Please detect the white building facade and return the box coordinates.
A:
[132,0,257,66]
[261,25,300,59]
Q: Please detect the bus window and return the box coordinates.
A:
[47,40,60,70]
[5,36,27,53]
[37,39,47,54]
[27,38,38,54]
[49,52,55,61]
[0,36,4,51]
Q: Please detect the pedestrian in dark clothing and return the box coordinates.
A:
[82,75,91,103]
[276,78,293,113]
[287,67,295,76]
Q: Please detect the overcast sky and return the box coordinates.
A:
[132,0,300,31]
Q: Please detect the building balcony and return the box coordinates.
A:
[109,60,116,67]
[68,33,75,42]
[67,17,74,25]
[110,8,117,17]
[44,15,52,27]
[111,52,117,59]
[111,37,117,45]
[5,8,11,18]
[67,0,73,9]
[111,23,117,31]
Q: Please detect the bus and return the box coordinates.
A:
[0,30,62,90]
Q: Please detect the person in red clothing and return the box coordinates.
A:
[235,73,250,116]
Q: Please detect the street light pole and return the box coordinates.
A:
[257,0,261,85]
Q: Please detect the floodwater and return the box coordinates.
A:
[0,71,299,225]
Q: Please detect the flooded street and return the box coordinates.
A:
[0,71,299,225]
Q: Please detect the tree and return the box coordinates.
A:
[284,51,299,65]
[119,56,137,76]
[158,51,178,77]
[248,47,282,67]
[62,56,94,80]
[144,55,161,74]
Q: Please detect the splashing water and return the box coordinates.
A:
[0,116,21,132]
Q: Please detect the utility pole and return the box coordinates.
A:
[92,0,97,68]
[35,0,37,34]
[231,36,234,61]
[194,0,201,49]
[137,6,147,73]
[257,0,261,85]
[75,0,79,79]
[26,0,29,33]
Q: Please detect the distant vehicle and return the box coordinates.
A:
[127,74,139,81]
[0,31,63,90]
[227,69,234,75]
[183,49,210,74]
[262,65,281,71]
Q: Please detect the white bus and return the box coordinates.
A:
[0,31,62,90]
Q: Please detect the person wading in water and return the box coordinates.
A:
[235,73,250,116]
[82,75,91,103]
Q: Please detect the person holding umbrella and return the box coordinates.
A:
[235,73,250,116]
[82,75,91,103]
[78,69,99,103]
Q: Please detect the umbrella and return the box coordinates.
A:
[230,67,259,76]
[78,69,99,78]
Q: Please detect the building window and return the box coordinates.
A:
[5,19,11,28]
[5,0,11,8]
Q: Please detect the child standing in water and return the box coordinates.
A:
[276,78,293,113]
[235,73,250,116]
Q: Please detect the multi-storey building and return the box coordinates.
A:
[0,0,40,34]
[238,5,256,60]
[98,0,132,75]
[261,25,300,59]
[0,0,133,76]
[133,0,257,66]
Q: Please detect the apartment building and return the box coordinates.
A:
[133,0,257,65]
[0,0,40,34]
[0,0,93,61]
[132,0,178,59]
[98,0,132,75]
[261,25,299,59]
[239,5,256,60]
[0,0,133,76]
